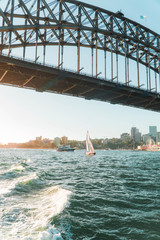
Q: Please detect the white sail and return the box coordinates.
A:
[86,131,89,152]
[86,131,95,155]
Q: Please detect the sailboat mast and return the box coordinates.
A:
[86,131,89,152]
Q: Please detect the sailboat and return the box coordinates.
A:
[85,131,96,156]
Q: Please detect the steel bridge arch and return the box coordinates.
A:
[0,0,160,90]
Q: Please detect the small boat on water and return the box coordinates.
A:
[85,131,96,156]
[57,145,75,152]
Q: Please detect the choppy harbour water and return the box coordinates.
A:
[0,149,160,240]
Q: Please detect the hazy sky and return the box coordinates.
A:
[0,0,160,143]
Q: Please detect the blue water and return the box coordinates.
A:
[0,149,160,239]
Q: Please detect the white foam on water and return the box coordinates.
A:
[23,158,31,163]
[9,164,25,171]
[40,225,63,240]
[0,185,72,240]
[0,173,37,195]
[15,172,37,185]
[0,161,28,175]
[32,186,72,239]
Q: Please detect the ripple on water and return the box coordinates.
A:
[0,149,160,240]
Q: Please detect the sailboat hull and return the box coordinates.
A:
[86,152,96,156]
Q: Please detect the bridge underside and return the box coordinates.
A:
[0,55,160,112]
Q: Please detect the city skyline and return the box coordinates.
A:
[0,124,159,145]
[0,0,160,144]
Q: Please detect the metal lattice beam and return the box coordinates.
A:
[0,0,160,96]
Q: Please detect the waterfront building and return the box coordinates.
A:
[156,132,160,144]
[142,134,151,144]
[149,126,157,141]
[54,137,61,146]
[131,127,136,140]
[60,136,68,145]
[36,136,42,141]
[101,138,108,144]
[131,127,141,143]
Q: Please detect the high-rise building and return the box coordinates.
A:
[156,132,160,143]
[131,127,141,143]
[131,127,136,140]
[149,126,157,141]
[54,137,61,146]
[142,134,151,144]
[60,136,68,145]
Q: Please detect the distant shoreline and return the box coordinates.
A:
[0,147,135,151]
[0,146,56,150]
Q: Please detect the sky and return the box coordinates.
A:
[0,0,160,144]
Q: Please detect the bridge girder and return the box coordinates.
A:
[0,0,160,109]
[0,0,159,73]
[0,53,160,112]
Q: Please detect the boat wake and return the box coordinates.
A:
[0,152,72,239]
[0,179,72,240]
[0,172,36,197]
[0,163,26,179]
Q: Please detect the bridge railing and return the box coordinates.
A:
[1,51,159,98]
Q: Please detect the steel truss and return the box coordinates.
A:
[0,0,160,92]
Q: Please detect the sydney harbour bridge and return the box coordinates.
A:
[0,0,160,111]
